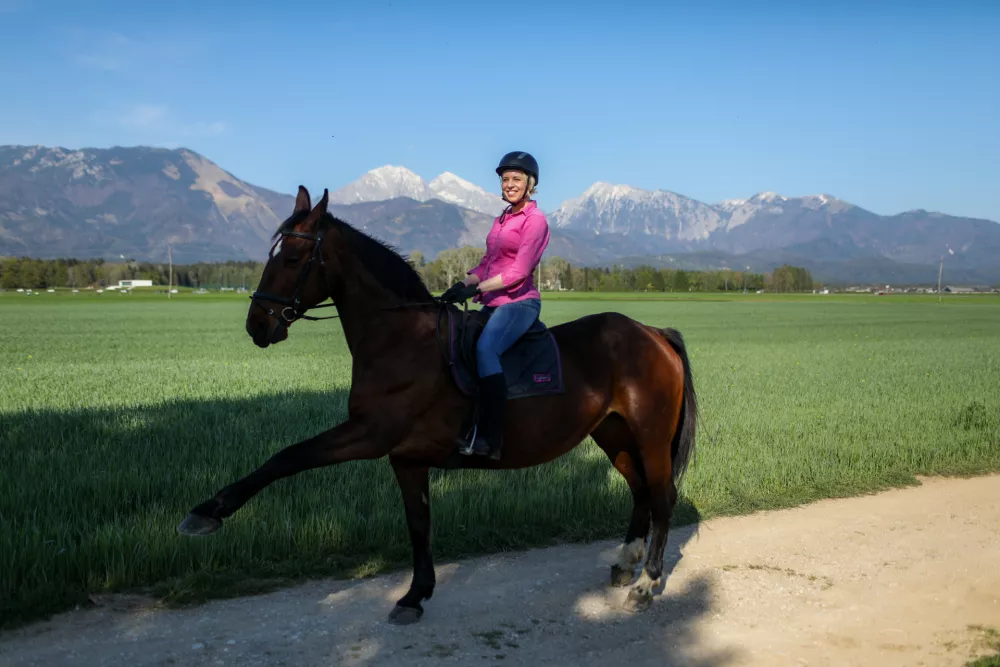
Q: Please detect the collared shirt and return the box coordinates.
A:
[467,200,550,307]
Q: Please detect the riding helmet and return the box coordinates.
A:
[495,151,539,184]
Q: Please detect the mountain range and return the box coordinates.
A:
[2,144,998,285]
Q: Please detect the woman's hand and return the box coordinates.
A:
[440,281,480,303]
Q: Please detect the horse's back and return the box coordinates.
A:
[547,309,688,398]
[549,310,679,357]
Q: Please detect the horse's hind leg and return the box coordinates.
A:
[590,414,650,587]
[624,470,677,611]
[620,398,682,611]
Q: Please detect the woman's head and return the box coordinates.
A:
[500,170,536,204]
[495,151,539,205]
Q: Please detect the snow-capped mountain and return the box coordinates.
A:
[429,172,506,217]
[3,145,999,284]
[329,166,504,217]
[551,182,725,242]
[329,165,434,205]
[717,192,850,229]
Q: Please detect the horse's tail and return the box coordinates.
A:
[658,327,698,487]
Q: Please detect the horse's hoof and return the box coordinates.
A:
[610,565,634,587]
[623,589,652,613]
[177,513,222,536]
[387,605,423,625]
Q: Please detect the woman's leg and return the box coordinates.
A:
[475,299,541,378]
[464,298,541,459]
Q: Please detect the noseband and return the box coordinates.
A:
[250,229,340,327]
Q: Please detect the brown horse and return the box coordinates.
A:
[178,186,698,625]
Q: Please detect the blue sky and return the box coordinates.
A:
[1,0,998,221]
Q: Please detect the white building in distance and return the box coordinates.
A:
[108,279,154,289]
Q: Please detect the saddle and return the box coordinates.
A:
[444,306,565,401]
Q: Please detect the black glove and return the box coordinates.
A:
[441,281,479,303]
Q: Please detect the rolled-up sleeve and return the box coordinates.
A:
[503,211,550,286]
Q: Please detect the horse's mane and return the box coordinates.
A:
[274,211,434,302]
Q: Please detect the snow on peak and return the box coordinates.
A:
[578,181,711,206]
[716,197,748,211]
[429,171,506,216]
[327,165,506,215]
[330,165,432,205]
[552,182,724,241]
[364,165,426,189]
[714,191,788,230]
[367,164,419,177]
[583,182,644,199]
[751,191,787,203]
[430,171,476,189]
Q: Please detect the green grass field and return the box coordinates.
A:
[2,290,999,628]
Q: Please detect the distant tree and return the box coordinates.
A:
[0,259,21,289]
[408,250,425,270]
[634,265,658,291]
[542,256,570,290]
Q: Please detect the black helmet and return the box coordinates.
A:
[496,151,539,185]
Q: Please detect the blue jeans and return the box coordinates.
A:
[476,298,541,377]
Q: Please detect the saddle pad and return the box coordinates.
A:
[447,309,565,400]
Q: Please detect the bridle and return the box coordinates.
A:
[249,226,474,367]
[250,227,452,330]
[250,229,340,327]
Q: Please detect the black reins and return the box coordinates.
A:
[250,228,455,327]
[250,226,474,372]
[250,229,341,326]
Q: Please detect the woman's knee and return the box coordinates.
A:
[476,333,494,356]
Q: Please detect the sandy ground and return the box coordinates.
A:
[2,474,999,667]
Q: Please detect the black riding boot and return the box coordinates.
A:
[461,373,507,460]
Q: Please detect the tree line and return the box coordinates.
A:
[0,257,262,291]
[409,248,812,293]
[0,251,814,293]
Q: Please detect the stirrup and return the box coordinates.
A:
[457,423,478,455]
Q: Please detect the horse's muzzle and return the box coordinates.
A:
[246,316,288,348]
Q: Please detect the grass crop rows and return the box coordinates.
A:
[1,291,998,627]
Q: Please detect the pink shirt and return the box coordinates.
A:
[467,200,551,307]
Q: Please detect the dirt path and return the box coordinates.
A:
[2,475,999,667]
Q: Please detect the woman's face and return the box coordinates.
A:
[500,170,528,203]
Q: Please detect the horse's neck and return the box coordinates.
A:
[325,248,403,355]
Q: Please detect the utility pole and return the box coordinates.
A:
[937,254,943,302]
[168,242,173,299]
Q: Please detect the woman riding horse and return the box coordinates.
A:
[439,151,550,462]
[180,180,697,625]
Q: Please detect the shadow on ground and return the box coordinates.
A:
[0,512,730,667]
[0,387,702,646]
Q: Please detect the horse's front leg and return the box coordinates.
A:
[178,417,388,535]
[387,457,434,625]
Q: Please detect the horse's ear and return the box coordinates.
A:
[312,188,329,215]
[294,185,311,214]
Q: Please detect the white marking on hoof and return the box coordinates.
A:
[630,570,661,598]
[616,538,646,570]
[623,570,660,612]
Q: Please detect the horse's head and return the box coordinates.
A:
[246,185,336,348]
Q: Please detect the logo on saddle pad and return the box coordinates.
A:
[533,373,552,384]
